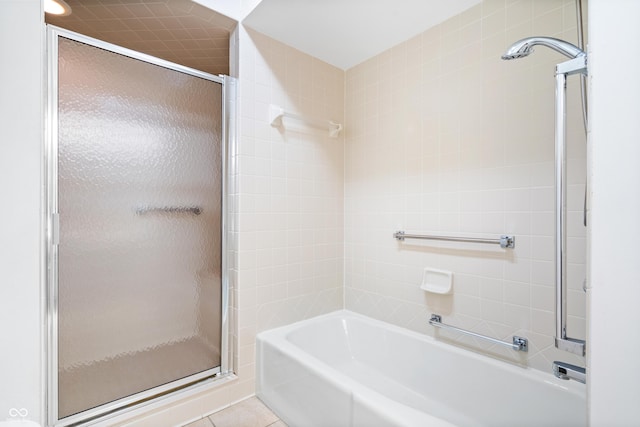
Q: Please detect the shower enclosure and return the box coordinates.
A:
[46,27,234,426]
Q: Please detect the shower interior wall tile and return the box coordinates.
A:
[344,0,586,372]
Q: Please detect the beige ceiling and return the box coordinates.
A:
[46,0,235,76]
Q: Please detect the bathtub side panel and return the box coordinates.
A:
[256,335,352,427]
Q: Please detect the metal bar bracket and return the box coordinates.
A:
[556,337,586,357]
[556,55,587,76]
[499,235,515,249]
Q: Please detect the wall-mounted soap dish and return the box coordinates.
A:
[421,268,453,294]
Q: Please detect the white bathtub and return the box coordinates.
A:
[256,310,586,427]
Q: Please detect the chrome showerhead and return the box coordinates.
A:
[502,36,586,60]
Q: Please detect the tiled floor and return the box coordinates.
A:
[183,397,287,427]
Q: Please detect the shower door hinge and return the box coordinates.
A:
[51,213,60,245]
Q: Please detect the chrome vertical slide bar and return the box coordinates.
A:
[554,57,587,357]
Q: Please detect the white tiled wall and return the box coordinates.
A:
[233,23,345,383]
[344,0,587,371]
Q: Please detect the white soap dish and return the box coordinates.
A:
[421,268,453,294]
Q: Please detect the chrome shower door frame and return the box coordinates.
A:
[45,26,235,427]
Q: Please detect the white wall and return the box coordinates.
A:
[0,0,44,424]
[588,1,640,425]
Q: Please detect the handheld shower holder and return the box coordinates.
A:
[502,37,588,359]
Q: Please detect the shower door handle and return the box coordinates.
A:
[51,212,60,246]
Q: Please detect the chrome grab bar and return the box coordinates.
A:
[394,231,515,249]
[554,56,587,357]
[135,206,202,215]
[429,314,528,352]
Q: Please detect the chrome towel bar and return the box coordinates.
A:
[429,314,528,352]
[135,206,202,215]
[394,231,515,249]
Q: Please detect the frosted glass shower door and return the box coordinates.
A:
[51,31,226,421]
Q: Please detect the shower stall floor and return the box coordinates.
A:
[58,336,220,419]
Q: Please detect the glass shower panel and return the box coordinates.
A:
[56,36,222,419]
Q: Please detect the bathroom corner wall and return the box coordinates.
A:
[344,0,587,371]
[232,24,345,390]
